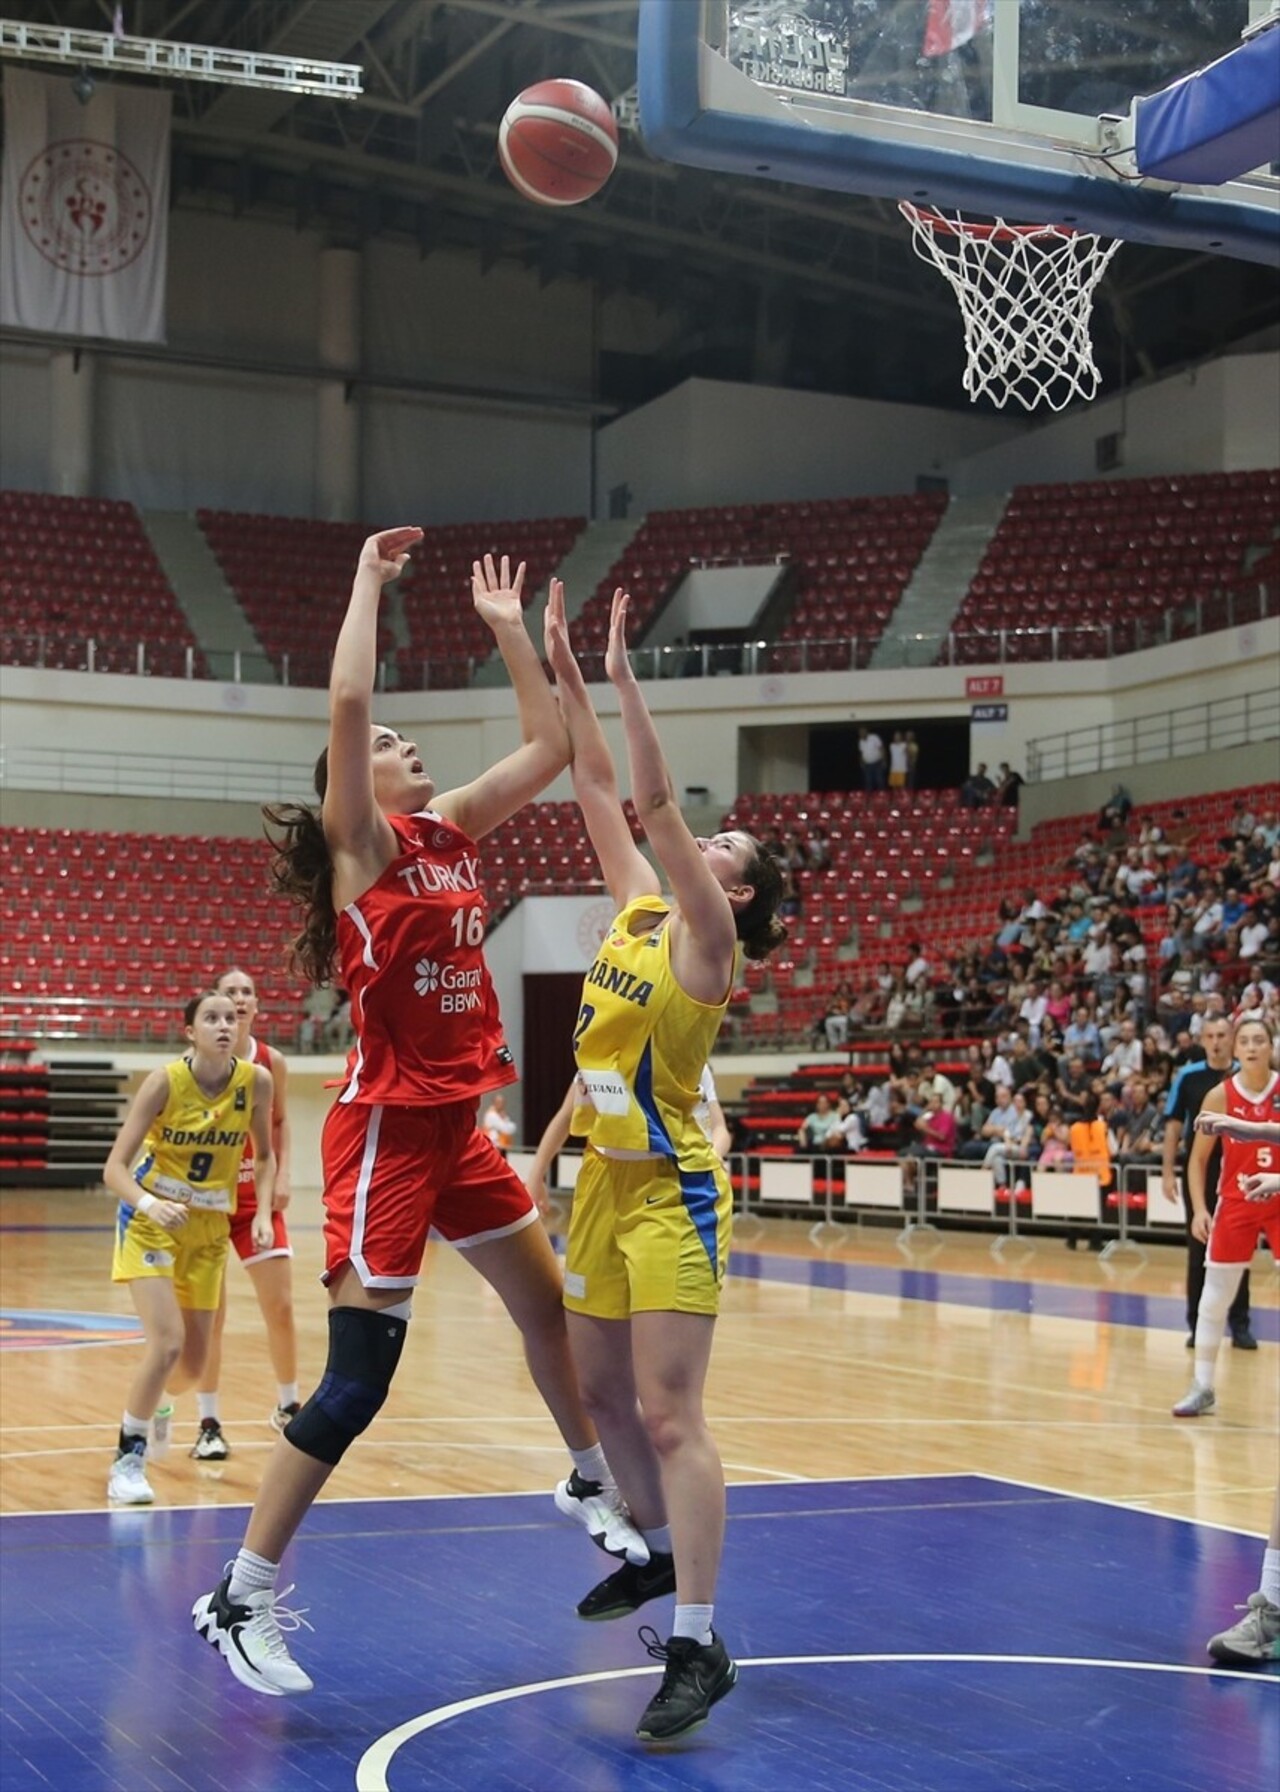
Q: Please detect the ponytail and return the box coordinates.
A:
[735,841,789,963]
[263,764,337,985]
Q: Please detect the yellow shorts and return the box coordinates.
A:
[111,1202,231,1311]
[563,1148,732,1320]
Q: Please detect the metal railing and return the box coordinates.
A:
[3,581,1273,689]
[1027,686,1280,783]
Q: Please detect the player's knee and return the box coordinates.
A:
[284,1305,408,1466]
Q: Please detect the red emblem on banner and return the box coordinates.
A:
[19,137,153,277]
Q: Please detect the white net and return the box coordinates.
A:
[899,202,1123,413]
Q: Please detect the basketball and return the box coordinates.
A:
[498,80,618,207]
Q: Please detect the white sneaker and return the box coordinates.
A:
[108,1443,154,1505]
[192,1574,314,1696]
[555,1470,650,1566]
[269,1401,301,1433]
[1208,1592,1280,1664]
[190,1418,230,1460]
[148,1404,174,1461]
[1172,1382,1216,1418]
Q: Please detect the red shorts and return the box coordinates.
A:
[229,1178,292,1265]
[321,1097,538,1288]
[1207,1191,1280,1266]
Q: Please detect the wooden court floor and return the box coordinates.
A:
[2,1186,1276,1536]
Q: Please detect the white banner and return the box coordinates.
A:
[1,68,169,342]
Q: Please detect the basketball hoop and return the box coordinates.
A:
[899,202,1123,413]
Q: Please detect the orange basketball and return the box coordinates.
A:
[498,80,618,207]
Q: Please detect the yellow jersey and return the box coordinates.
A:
[571,897,733,1163]
[130,1055,257,1214]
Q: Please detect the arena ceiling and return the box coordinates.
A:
[2,0,1278,414]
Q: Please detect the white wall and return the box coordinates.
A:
[4,618,1275,823]
[945,352,1280,495]
[596,376,1016,514]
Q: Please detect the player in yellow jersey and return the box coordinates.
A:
[544,581,787,1743]
[103,991,276,1505]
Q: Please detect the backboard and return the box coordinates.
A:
[638,1,1280,265]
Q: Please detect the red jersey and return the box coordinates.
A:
[237,1037,273,1197]
[336,809,515,1108]
[1220,1070,1280,1200]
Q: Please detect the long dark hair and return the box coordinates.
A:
[262,748,336,986]
[734,840,789,963]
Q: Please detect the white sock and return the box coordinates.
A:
[228,1548,279,1603]
[1262,1547,1280,1607]
[672,1602,714,1646]
[570,1443,611,1487]
[276,1383,299,1409]
[121,1410,148,1440]
[1193,1264,1246,1390]
[644,1524,673,1555]
[197,1393,220,1422]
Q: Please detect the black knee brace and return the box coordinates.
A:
[284,1306,408,1466]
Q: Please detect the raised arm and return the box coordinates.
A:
[543,579,658,910]
[606,591,738,1001]
[324,527,424,886]
[434,555,570,840]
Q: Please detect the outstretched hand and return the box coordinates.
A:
[471,553,526,632]
[359,527,422,583]
[543,579,584,690]
[604,588,636,688]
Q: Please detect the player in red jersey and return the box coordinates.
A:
[1174,1013,1279,1419]
[193,530,643,1697]
[186,967,298,1461]
[1192,1100,1280,1666]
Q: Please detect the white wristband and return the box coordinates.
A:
[136,1192,159,1217]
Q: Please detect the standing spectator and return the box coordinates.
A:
[888,731,909,791]
[480,1093,518,1156]
[858,726,887,791]
[994,763,1024,808]
[1113,1077,1163,1190]
[960,763,994,809]
[905,730,921,790]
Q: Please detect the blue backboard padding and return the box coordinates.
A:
[1136,25,1280,185]
[638,0,1280,268]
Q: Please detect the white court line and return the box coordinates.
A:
[970,1467,1272,1538]
[354,1653,1280,1792]
[0,1470,1264,1531]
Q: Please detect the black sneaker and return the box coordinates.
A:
[190,1418,230,1461]
[1230,1324,1258,1351]
[634,1626,738,1742]
[576,1551,676,1621]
